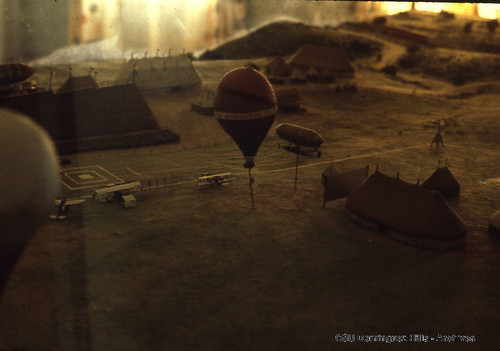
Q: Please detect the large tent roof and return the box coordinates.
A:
[346,170,467,241]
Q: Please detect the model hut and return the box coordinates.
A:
[287,44,355,83]
[264,57,290,84]
[275,88,304,112]
[422,166,460,198]
[346,170,467,249]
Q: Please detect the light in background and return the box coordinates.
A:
[70,0,236,55]
[382,2,500,18]
[478,4,500,19]
[380,2,413,15]
[69,1,500,54]
[70,0,120,45]
[0,1,499,63]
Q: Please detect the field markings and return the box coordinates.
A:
[140,143,431,186]
[126,167,142,176]
[65,143,435,196]
[95,165,124,183]
[236,143,430,176]
[60,165,125,190]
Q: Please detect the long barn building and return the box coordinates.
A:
[0,77,179,154]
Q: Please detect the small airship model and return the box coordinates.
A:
[213,66,277,209]
[275,123,324,190]
[0,63,34,86]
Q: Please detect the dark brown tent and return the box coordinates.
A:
[323,166,368,204]
[1,82,180,154]
[346,170,467,249]
[490,210,500,236]
[57,75,98,93]
[288,44,355,80]
[422,166,460,198]
[321,164,339,185]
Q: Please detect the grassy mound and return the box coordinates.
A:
[397,46,500,85]
[199,21,383,60]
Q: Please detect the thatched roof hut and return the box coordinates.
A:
[288,44,355,80]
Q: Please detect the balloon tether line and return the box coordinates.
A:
[294,152,299,191]
[248,168,255,210]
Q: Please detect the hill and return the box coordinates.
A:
[199,21,383,60]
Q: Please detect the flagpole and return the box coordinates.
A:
[294,152,299,191]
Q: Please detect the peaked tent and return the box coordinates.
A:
[57,75,98,93]
[323,166,368,203]
[422,166,460,198]
[321,164,339,185]
[2,80,180,154]
[346,170,467,249]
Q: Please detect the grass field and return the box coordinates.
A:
[2,49,500,350]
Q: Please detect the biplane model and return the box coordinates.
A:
[50,198,85,220]
[197,172,233,189]
[93,181,141,208]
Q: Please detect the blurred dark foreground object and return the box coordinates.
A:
[0,108,59,298]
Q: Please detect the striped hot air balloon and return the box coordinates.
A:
[214,67,277,169]
[214,67,277,209]
[0,64,34,85]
